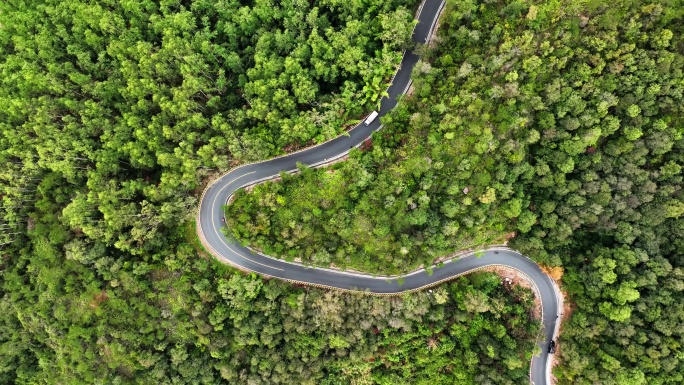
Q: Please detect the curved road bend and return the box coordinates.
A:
[197,0,560,384]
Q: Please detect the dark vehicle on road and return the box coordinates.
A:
[548,340,556,354]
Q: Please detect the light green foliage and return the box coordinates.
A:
[2,219,539,385]
[478,187,497,204]
[228,1,684,384]
[2,0,684,384]
[0,0,535,381]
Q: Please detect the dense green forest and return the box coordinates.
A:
[0,0,418,256]
[3,0,683,384]
[0,0,544,384]
[228,0,684,383]
[228,0,684,273]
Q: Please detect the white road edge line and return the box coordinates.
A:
[195,2,562,385]
[209,171,284,271]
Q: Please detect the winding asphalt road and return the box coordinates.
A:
[197,1,561,384]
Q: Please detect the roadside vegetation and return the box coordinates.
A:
[0,1,543,384]
[228,0,684,383]
[0,0,418,255]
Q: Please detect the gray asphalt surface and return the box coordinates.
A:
[197,1,559,383]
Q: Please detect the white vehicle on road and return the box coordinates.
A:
[363,110,379,126]
[197,2,560,385]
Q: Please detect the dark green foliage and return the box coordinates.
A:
[0,0,418,257]
[0,0,540,384]
[1,198,538,385]
[227,0,684,383]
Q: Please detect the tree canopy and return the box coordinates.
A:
[227,0,684,383]
[0,0,543,384]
